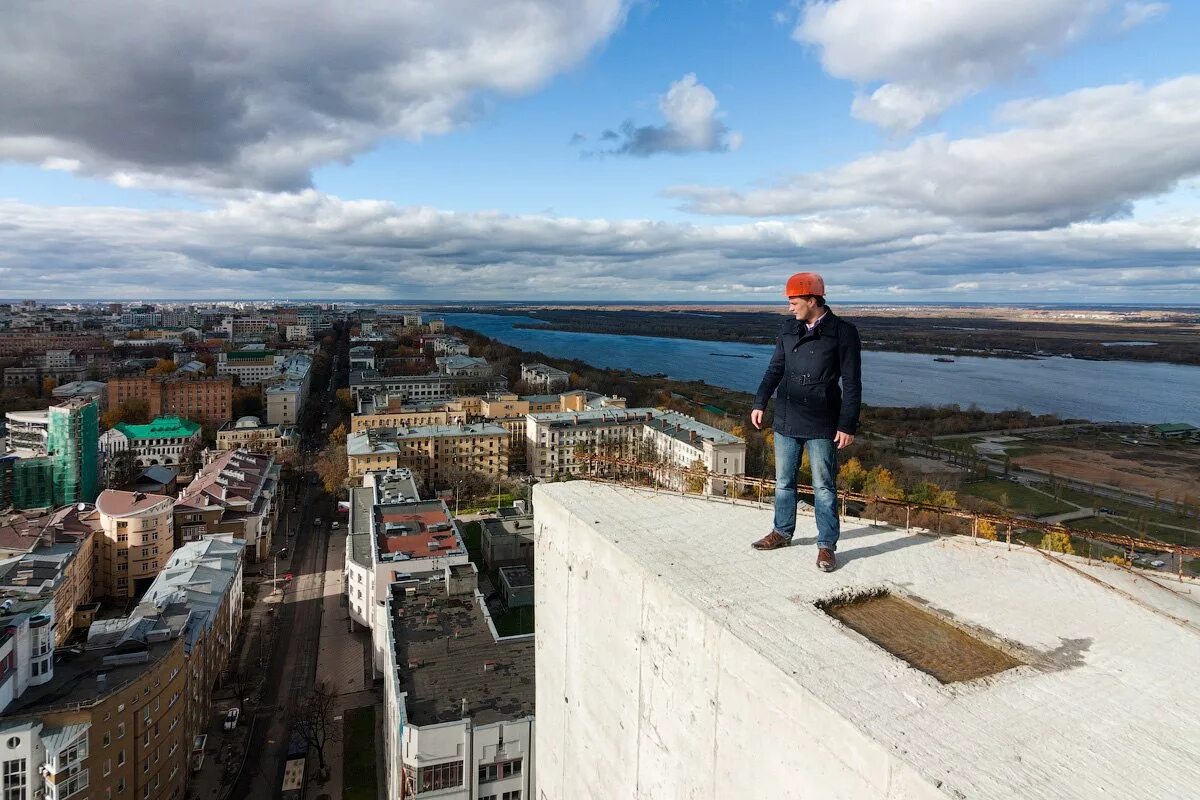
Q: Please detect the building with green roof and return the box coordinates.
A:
[1149,422,1198,439]
[99,415,202,472]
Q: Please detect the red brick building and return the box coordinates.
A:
[108,376,233,426]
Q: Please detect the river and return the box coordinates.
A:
[440,313,1200,425]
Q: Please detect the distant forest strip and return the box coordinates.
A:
[454,308,1200,365]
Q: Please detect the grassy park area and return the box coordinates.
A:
[343,706,378,800]
[960,478,1075,517]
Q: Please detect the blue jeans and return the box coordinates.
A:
[773,434,839,551]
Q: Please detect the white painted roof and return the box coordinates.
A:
[535,481,1200,800]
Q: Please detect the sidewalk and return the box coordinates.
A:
[307,526,381,800]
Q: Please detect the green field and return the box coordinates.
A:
[343,706,378,800]
[960,478,1076,517]
[1054,487,1199,540]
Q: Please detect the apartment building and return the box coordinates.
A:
[215,349,286,386]
[107,376,233,426]
[263,353,313,426]
[349,346,376,371]
[94,490,177,599]
[346,423,508,483]
[175,450,279,561]
[216,417,297,459]
[434,355,493,377]
[1,399,102,510]
[217,316,272,340]
[349,371,506,403]
[0,503,99,647]
[520,362,570,392]
[526,408,744,494]
[0,537,243,800]
[0,332,107,357]
[424,335,470,356]
[381,572,534,800]
[98,416,202,471]
[350,401,467,433]
[284,323,311,342]
[160,309,201,329]
[345,470,469,666]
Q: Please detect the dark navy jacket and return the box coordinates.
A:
[752,310,862,439]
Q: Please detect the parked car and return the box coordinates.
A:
[223,708,240,731]
[331,521,340,530]
[283,572,295,582]
[314,518,322,527]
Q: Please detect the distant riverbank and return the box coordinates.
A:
[442,313,1200,425]
[444,307,1200,366]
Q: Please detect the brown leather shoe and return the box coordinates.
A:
[817,548,836,572]
[752,531,791,551]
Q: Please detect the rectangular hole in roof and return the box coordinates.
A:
[819,590,1024,684]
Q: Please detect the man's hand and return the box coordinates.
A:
[750,409,764,430]
[834,431,855,449]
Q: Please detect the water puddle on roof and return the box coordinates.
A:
[820,591,1024,684]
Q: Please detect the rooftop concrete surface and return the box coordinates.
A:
[533,481,1200,800]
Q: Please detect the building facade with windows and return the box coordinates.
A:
[99,416,202,471]
[215,350,286,386]
[174,450,279,561]
[520,363,570,392]
[0,503,100,647]
[349,371,506,404]
[94,490,177,599]
[0,537,243,800]
[107,376,233,427]
[525,408,744,495]
[216,417,297,459]
[263,352,313,427]
[346,424,508,483]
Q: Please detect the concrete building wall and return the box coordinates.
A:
[533,486,941,800]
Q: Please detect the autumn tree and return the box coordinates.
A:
[335,388,354,414]
[837,457,868,493]
[977,519,998,541]
[314,444,348,495]
[1040,527,1075,555]
[684,459,707,493]
[146,359,176,377]
[40,376,58,397]
[101,398,150,429]
[863,466,903,500]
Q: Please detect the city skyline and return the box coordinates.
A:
[2,1,1199,301]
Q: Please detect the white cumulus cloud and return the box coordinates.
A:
[794,0,1106,132]
[589,74,741,156]
[670,76,1200,229]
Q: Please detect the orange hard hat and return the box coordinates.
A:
[784,272,825,297]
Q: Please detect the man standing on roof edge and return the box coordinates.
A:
[750,272,862,572]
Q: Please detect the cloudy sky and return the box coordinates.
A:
[1,0,1198,302]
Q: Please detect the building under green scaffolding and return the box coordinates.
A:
[48,398,99,505]
[1,398,98,510]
